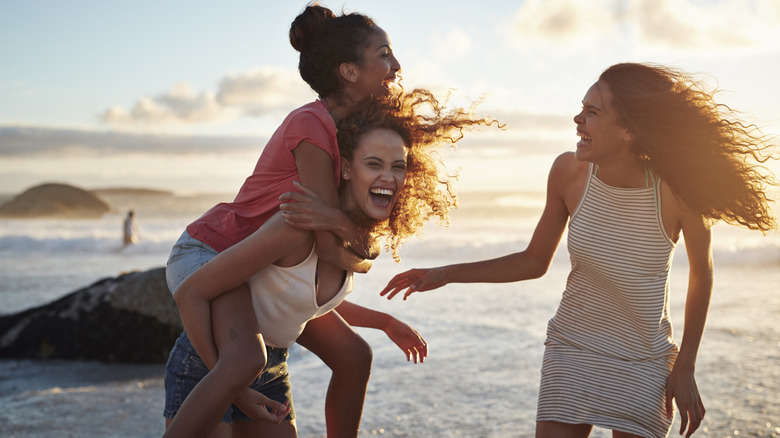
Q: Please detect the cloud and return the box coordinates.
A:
[101,82,236,127]
[217,67,314,115]
[100,67,312,128]
[0,125,265,157]
[399,26,477,93]
[0,105,573,159]
[429,28,473,60]
[506,0,780,51]
[630,0,759,48]
[507,0,620,46]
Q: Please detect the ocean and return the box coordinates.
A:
[0,186,779,437]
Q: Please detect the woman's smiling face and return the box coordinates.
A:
[353,27,401,99]
[341,128,408,222]
[573,80,633,165]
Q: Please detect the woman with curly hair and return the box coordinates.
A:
[282,88,473,260]
[163,4,407,437]
[165,88,494,438]
[381,62,777,438]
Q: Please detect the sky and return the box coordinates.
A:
[1,0,780,195]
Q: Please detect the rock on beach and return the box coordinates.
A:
[0,182,110,218]
[0,267,181,363]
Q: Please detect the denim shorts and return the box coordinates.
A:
[164,331,295,424]
[164,230,295,423]
[166,230,220,295]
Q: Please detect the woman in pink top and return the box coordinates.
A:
[163,4,421,437]
[166,90,494,437]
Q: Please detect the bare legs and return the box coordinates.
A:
[164,284,270,438]
[536,422,645,438]
[536,421,592,438]
[611,431,646,438]
[166,287,372,437]
[165,418,232,438]
[297,311,373,438]
[165,284,370,437]
[232,415,297,438]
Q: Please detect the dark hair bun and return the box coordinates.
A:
[289,4,336,53]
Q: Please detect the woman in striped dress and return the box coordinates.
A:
[380,63,777,438]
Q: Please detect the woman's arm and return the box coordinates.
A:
[279,180,377,274]
[334,300,428,363]
[380,154,574,300]
[293,141,378,270]
[173,214,310,371]
[665,207,712,438]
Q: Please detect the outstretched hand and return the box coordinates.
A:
[380,268,447,300]
[665,365,705,437]
[233,387,291,424]
[385,318,428,363]
[279,181,341,230]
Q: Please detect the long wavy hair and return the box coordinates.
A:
[599,62,778,231]
[337,89,502,260]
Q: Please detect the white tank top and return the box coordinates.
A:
[247,246,354,348]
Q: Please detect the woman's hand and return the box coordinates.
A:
[380,268,447,300]
[233,387,291,424]
[385,318,428,363]
[666,363,705,438]
[280,181,344,231]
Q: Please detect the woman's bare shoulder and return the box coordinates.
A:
[547,152,589,214]
[550,152,588,182]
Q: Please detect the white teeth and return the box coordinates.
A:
[371,188,394,196]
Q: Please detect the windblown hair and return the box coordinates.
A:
[599,62,778,231]
[337,89,501,260]
[289,2,378,99]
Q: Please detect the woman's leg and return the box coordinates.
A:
[296,311,372,438]
[612,430,645,438]
[232,418,297,438]
[536,421,592,438]
[166,417,233,438]
[164,283,267,438]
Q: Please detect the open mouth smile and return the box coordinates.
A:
[382,75,396,88]
[577,131,592,147]
[370,187,395,207]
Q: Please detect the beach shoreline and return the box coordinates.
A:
[1,263,778,437]
[1,188,778,437]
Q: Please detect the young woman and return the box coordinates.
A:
[381,63,777,438]
[162,4,405,437]
[164,90,494,437]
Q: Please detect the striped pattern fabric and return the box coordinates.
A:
[537,165,679,438]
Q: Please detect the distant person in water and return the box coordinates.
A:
[123,210,138,245]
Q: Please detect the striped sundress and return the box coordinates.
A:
[536,164,679,438]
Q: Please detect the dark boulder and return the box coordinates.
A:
[0,267,182,363]
[0,182,110,218]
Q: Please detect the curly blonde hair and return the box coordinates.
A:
[600,63,778,231]
[337,89,500,260]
